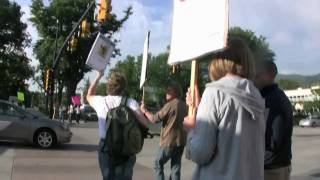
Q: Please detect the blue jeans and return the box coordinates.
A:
[59,112,64,122]
[98,140,136,180]
[154,146,184,180]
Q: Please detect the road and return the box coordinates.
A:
[1,121,320,180]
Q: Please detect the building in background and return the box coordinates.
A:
[284,86,320,111]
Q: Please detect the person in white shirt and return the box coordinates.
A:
[86,71,148,180]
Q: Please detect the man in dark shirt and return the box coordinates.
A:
[141,82,187,180]
[255,60,293,180]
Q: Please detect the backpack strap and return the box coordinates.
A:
[105,98,112,132]
[120,97,128,107]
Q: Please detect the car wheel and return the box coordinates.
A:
[312,122,316,127]
[34,129,56,148]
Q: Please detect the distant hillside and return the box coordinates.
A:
[276,73,320,87]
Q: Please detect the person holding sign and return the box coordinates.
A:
[184,37,266,180]
[140,82,187,180]
[87,71,149,180]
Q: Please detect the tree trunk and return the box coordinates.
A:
[57,81,64,106]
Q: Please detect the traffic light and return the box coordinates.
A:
[171,65,181,74]
[80,19,90,38]
[44,69,51,92]
[97,0,112,23]
[67,35,78,52]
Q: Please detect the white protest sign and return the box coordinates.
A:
[86,33,114,71]
[139,31,150,89]
[168,0,229,65]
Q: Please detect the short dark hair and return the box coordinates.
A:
[257,60,278,77]
[107,72,127,95]
[167,81,182,99]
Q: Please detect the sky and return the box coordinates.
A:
[14,0,320,91]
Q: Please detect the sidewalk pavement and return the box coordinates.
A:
[0,148,13,180]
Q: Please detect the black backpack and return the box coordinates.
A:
[103,97,145,165]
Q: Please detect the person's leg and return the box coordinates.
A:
[264,166,291,180]
[170,146,184,180]
[114,155,136,180]
[98,140,114,180]
[154,146,171,180]
[77,114,80,124]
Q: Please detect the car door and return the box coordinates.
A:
[0,102,30,141]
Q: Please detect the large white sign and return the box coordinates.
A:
[168,0,229,65]
[139,32,150,89]
[86,33,114,71]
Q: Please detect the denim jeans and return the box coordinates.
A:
[154,146,184,180]
[98,140,136,180]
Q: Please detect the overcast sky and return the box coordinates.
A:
[15,0,320,91]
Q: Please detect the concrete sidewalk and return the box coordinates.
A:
[0,148,14,180]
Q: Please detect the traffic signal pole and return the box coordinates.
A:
[49,0,96,118]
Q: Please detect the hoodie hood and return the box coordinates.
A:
[206,76,265,120]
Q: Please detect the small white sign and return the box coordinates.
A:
[168,0,229,65]
[140,31,150,89]
[86,33,114,71]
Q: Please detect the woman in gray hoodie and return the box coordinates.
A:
[184,37,266,180]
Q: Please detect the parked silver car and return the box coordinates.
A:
[299,115,320,127]
[0,100,72,148]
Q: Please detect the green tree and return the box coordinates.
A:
[30,0,132,105]
[0,0,33,100]
[110,27,276,107]
[110,52,194,108]
[229,27,275,63]
[277,79,300,90]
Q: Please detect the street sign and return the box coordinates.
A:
[17,92,24,102]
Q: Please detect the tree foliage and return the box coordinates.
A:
[0,0,33,100]
[108,27,276,108]
[30,0,132,105]
[277,79,300,90]
[229,27,275,63]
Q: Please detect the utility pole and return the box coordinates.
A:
[49,19,59,118]
[49,0,96,118]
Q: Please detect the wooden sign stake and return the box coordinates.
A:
[188,60,199,116]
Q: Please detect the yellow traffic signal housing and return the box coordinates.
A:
[97,0,112,23]
[44,69,50,91]
[81,20,90,38]
[68,35,78,52]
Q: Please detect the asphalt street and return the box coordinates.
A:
[1,121,320,180]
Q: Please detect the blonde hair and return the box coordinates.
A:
[208,37,255,81]
[107,72,127,95]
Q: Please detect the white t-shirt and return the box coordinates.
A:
[90,95,142,139]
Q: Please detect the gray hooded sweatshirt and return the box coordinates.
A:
[187,76,266,180]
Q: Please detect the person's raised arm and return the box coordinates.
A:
[86,71,104,106]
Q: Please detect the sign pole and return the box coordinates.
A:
[142,86,145,104]
[188,60,199,116]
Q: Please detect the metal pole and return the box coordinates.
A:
[49,0,95,117]
[52,0,95,70]
[49,19,59,118]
